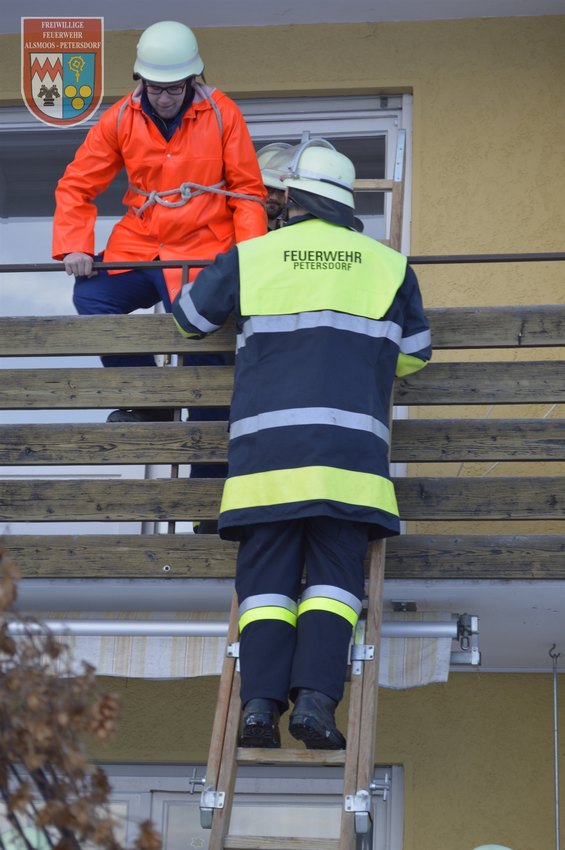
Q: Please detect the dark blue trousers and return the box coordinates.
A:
[73,265,228,479]
[236,517,369,711]
[73,264,172,366]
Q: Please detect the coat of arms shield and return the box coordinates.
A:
[21,17,104,127]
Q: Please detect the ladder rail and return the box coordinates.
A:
[357,541,386,791]
[202,594,239,814]
[340,623,365,850]
[209,658,243,848]
[339,541,386,848]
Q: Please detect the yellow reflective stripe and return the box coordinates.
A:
[396,352,428,377]
[298,597,359,628]
[221,466,398,516]
[173,316,200,339]
[239,605,297,632]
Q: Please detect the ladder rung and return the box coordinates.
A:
[236,747,346,766]
[223,837,340,849]
[354,178,395,191]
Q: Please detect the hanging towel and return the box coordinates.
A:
[37,609,453,687]
[378,611,453,689]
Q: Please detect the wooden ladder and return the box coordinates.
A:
[198,130,405,849]
[199,542,386,850]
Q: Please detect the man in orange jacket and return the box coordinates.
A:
[52,20,267,432]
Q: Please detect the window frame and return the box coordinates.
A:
[101,762,404,850]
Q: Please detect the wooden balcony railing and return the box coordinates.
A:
[1,256,565,581]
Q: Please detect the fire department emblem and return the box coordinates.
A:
[21,17,104,127]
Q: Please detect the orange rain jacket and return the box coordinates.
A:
[52,83,267,302]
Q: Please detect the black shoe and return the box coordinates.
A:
[239,698,281,748]
[193,520,219,534]
[106,408,176,423]
[289,689,346,750]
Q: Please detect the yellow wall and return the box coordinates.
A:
[2,16,565,306]
[92,672,564,850]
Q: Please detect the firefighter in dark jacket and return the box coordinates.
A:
[173,138,432,749]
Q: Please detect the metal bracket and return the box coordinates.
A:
[451,646,481,666]
[369,771,391,801]
[454,614,481,666]
[350,618,374,675]
[458,613,479,644]
[351,644,375,661]
[227,641,241,671]
[187,767,205,795]
[199,787,225,830]
[393,129,406,183]
[344,789,372,834]
[227,642,240,658]
[350,642,375,675]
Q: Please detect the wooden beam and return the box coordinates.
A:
[0,478,223,521]
[384,533,565,578]
[390,419,565,462]
[396,476,565,520]
[353,178,395,191]
[0,314,236,357]
[3,534,565,580]
[427,305,565,348]
[0,534,239,578]
[0,422,229,465]
[3,362,565,409]
[2,419,565,465]
[1,305,564,357]
[2,477,565,522]
[223,838,338,849]
[396,361,565,405]
[0,366,234,409]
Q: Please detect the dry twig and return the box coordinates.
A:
[0,551,161,850]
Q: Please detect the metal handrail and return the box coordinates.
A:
[407,252,565,264]
[6,618,460,638]
[0,260,210,275]
[1,252,565,275]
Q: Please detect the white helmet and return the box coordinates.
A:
[282,138,356,208]
[472,845,514,849]
[133,21,204,82]
[257,143,293,189]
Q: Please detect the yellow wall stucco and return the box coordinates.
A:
[91,672,564,850]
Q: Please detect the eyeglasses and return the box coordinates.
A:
[145,82,186,96]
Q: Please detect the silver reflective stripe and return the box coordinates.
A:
[230,406,390,446]
[236,311,402,351]
[400,328,432,354]
[301,584,363,616]
[238,593,298,618]
[177,289,221,334]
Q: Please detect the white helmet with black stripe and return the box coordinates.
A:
[282,138,356,209]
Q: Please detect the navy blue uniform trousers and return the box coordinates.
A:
[73,264,229,478]
[236,517,369,711]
